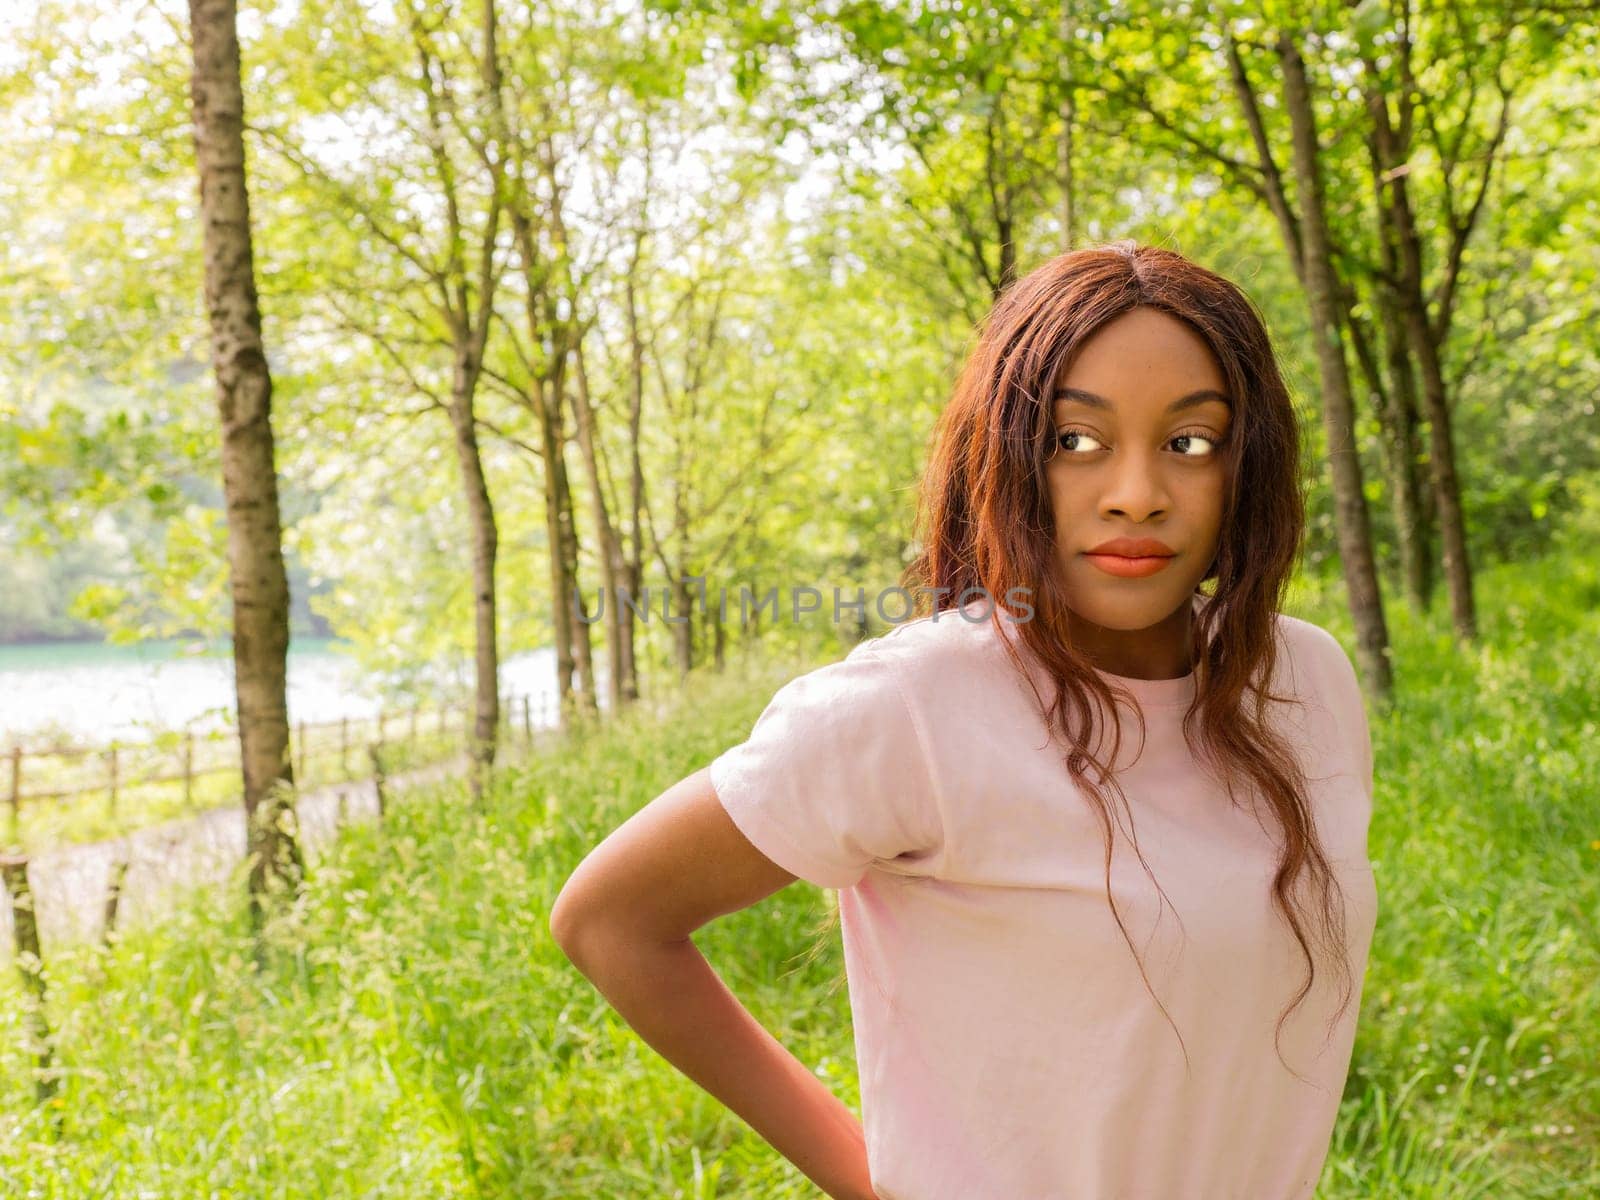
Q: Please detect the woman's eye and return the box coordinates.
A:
[1053,429,1223,457]
[1171,431,1222,456]
[1055,429,1104,454]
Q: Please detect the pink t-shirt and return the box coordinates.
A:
[709,594,1378,1199]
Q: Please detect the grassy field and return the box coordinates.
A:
[1,555,1596,1197]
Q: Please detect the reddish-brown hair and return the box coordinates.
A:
[901,239,1354,1080]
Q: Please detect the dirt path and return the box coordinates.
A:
[0,753,473,960]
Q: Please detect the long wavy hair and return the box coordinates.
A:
[899,239,1354,1081]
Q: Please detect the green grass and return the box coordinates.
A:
[0,561,1596,1197]
[1296,546,1600,1196]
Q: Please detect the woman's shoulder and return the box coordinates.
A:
[1270,613,1374,801]
[1271,611,1361,687]
[854,601,1364,702]
[1268,614,1368,764]
[845,603,1030,723]
[864,600,1014,668]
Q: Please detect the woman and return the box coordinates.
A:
[550,241,1379,1199]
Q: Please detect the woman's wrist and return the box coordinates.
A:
[559,926,877,1197]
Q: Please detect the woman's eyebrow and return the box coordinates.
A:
[1053,386,1232,413]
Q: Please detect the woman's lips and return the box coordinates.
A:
[1084,552,1176,578]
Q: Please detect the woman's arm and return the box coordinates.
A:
[549,766,880,1200]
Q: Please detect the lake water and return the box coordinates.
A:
[0,638,563,749]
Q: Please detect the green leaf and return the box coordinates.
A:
[1351,0,1389,55]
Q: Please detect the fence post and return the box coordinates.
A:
[103,854,130,945]
[367,744,387,820]
[523,695,532,745]
[340,717,350,780]
[7,747,20,845]
[182,733,194,810]
[107,742,119,820]
[295,720,307,786]
[1,854,58,1107]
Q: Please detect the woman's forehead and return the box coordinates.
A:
[1053,385,1232,416]
[1054,310,1228,395]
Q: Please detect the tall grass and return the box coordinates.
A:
[0,559,1595,1196]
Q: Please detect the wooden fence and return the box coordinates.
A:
[0,687,571,1108]
[4,690,562,843]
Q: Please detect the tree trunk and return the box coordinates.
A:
[187,0,303,922]
[1278,32,1393,696]
[570,339,627,713]
[996,215,1016,298]
[712,597,726,670]
[1364,84,1478,640]
[1353,100,1432,612]
[1057,0,1077,251]
[448,344,500,791]
[622,263,647,704]
[535,373,576,720]
[427,0,506,800]
[1373,285,1433,612]
[670,574,694,677]
[556,414,598,716]
[1341,261,1432,615]
[1406,305,1476,637]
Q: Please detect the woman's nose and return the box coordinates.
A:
[1098,454,1172,521]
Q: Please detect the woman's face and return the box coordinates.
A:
[1045,306,1233,667]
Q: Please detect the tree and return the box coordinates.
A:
[186,0,303,920]
[255,0,513,795]
[1268,26,1392,693]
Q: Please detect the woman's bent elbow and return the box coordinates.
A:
[548,875,588,959]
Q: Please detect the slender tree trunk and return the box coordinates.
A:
[516,162,596,717]
[712,598,726,670]
[622,264,647,703]
[666,424,695,674]
[421,0,506,799]
[1374,286,1433,611]
[448,342,500,789]
[1346,284,1432,614]
[670,574,694,676]
[503,205,578,724]
[1278,31,1393,696]
[535,373,577,718]
[1356,105,1432,612]
[1341,262,1432,614]
[187,0,303,923]
[556,413,598,716]
[1406,311,1476,637]
[1366,98,1478,639]
[571,339,626,713]
[1057,0,1077,251]
[996,215,1016,298]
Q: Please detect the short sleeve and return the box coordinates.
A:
[1309,624,1374,802]
[708,641,944,890]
